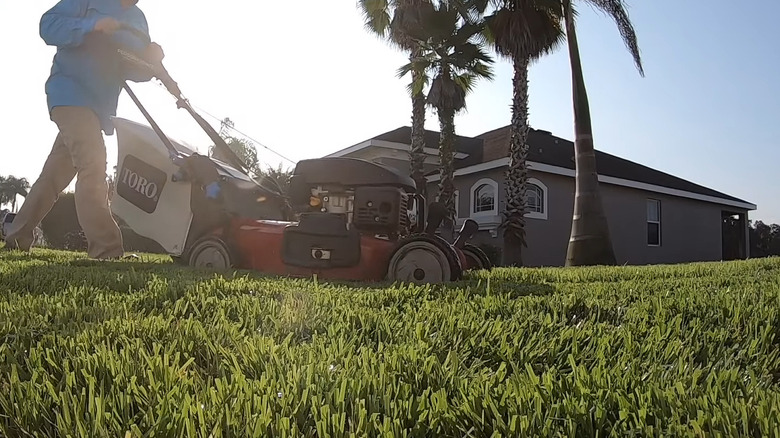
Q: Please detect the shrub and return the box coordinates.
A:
[38,191,167,254]
[39,192,80,249]
[475,242,502,266]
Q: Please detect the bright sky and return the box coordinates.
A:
[1,0,778,224]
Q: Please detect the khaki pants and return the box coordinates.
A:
[4,106,124,259]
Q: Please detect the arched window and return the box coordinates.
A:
[525,178,548,220]
[470,178,499,216]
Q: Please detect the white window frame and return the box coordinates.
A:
[470,178,499,218]
[525,178,548,220]
[647,198,661,247]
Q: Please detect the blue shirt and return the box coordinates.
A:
[40,0,154,135]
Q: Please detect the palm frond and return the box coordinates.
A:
[470,58,495,80]
[484,0,565,62]
[358,0,392,39]
[454,72,479,94]
[427,75,468,113]
[584,0,644,76]
[406,73,431,97]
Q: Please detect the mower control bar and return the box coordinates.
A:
[120,80,181,161]
[116,24,253,177]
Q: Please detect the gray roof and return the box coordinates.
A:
[474,126,751,205]
[346,125,753,207]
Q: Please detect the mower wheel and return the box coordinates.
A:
[187,237,234,270]
[386,235,462,284]
[170,255,187,265]
[461,243,493,271]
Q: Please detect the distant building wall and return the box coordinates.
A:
[433,168,737,267]
[344,150,741,267]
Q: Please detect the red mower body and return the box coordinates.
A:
[226,218,398,281]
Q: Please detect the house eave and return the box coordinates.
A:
[325,139,469,159]
[426,158,757,211]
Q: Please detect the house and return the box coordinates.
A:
[324,125,757,267]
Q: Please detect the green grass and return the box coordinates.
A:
[1,247,780,437]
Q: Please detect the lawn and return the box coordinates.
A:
[1,247,779,437]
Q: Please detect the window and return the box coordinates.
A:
[526,185,543,212]
[474,184,495,213]
[470,178,498,216]
[525,178,548,220]
[647,199,661,246]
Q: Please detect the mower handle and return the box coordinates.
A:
[115,27,286,198]
[116,24,249,172]
[453,219,479,249]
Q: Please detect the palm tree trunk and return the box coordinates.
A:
[437,108,457,241]
[409,49,428,198]
[502,56,531,267]
[563,0,617,266]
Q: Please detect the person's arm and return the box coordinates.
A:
[116,11,165,83]
[111,10,151,54]
[39,0,99,48]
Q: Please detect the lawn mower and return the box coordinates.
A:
[108,34,492,284]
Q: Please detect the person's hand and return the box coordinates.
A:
[144,42,165,64]
[94,17,121,34]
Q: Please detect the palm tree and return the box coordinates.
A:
[466,0,564,266]
[0,176,11,210]
[399,1,495,237]
[562,0,644,266]
[0,176,29,213]
[210,117,262,177]
[358,0,436,196]
[261,163,293,197]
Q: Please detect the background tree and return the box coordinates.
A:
[261,163,293,197]
[209,117,262,177]
[468,0,564,266]
[0,176,10,210]
[400,1,494,237]
[562,0,644,266]
[0,175,30,213]
[749,220,780,258]
[358,0,436,195]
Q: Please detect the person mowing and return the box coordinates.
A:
[3,0,165,259]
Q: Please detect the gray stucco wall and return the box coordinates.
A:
[426,168,742,267]
[353,153,741,267]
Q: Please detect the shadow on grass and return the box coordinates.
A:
[2,248,556,300]
[304,269,557,300]
[0,254,216,298]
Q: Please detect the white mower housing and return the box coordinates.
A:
[110,117,196,256]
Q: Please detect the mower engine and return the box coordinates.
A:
[287,157,420,238]
[305,184,414,237]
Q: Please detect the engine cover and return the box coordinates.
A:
[353,186,408,233]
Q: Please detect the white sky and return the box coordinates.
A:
[0,1,776,224]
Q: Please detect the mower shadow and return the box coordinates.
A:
[248,270,558,300]
[1,249,556,302]
[0,252,213,297]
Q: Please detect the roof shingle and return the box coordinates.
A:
[342,124,751,206]
[474,127,751,204]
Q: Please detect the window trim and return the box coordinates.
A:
[525,178,548,220]
[470,178,499,217]
[647,198,661,247]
